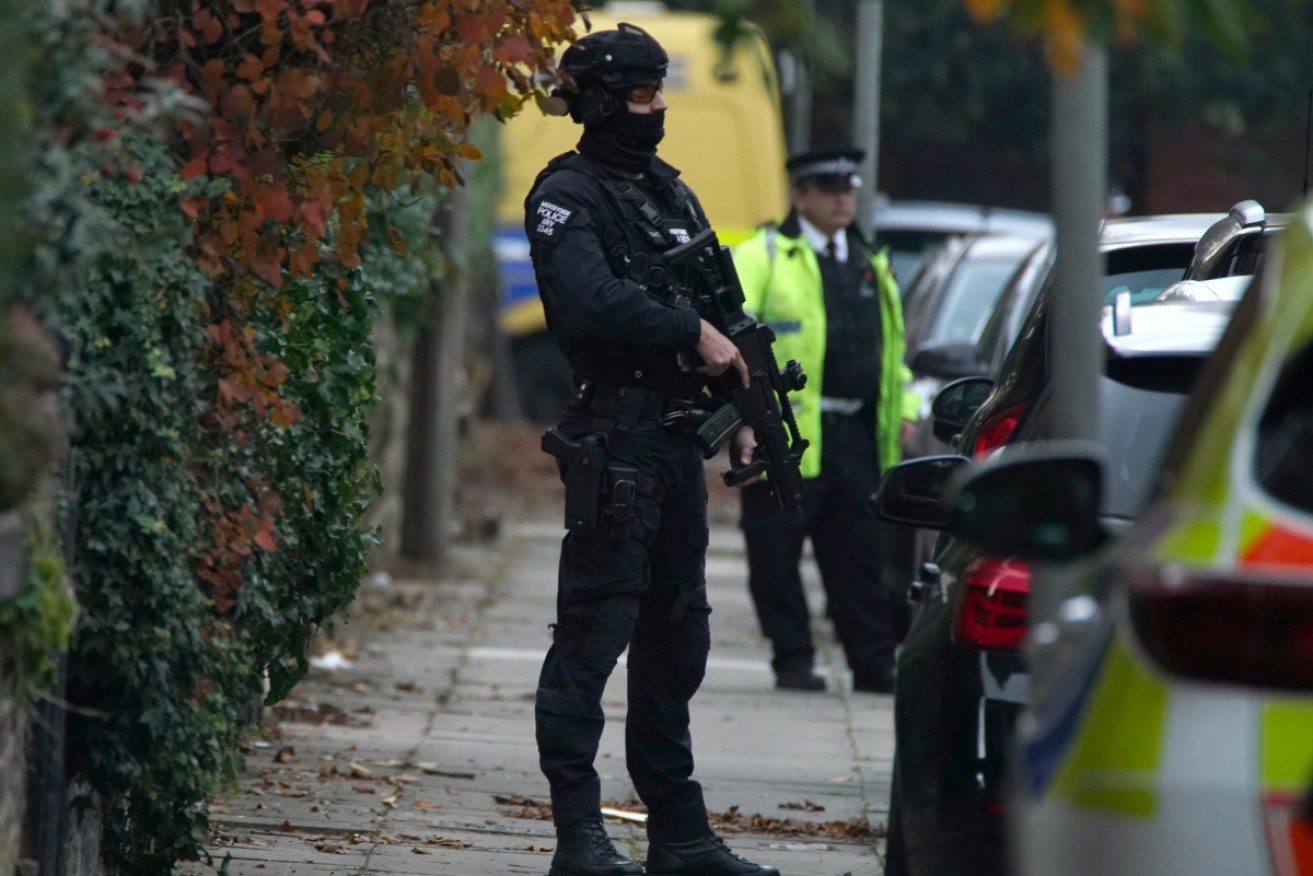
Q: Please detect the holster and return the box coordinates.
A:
[542,428,642,541]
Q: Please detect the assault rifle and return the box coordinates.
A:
[664,228,810,519]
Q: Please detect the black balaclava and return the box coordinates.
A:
[577,102,665,176]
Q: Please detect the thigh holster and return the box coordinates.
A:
[542,428,657,541]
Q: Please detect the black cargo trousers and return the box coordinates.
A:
[740,405,899,681]
[535,389,713,844]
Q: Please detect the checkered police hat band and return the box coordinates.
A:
[790,158,859,182]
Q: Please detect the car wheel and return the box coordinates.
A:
[884,755,909,876]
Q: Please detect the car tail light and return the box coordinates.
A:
[1126,567,1313,690]
[1263,791,1313,876]
[973,404,1026,460]
[954,557,1031,650]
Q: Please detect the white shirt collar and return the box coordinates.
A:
[797,215,848,263]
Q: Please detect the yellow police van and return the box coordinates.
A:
[496,1,788,419]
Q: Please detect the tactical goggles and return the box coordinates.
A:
[624,81,664,104]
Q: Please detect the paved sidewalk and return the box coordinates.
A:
[180,520,892,876]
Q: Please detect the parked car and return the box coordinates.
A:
[912,213,1223,400]
[948,203,1313,876]
[872,198,1051,288]
[872,290,1237,876]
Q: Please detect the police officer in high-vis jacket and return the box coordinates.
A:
[732,149,918,695]
[525,23,780,876]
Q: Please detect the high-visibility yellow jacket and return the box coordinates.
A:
[732,218,916,477]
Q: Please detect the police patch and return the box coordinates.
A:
[535,201,573,237]
[669,228,691,244]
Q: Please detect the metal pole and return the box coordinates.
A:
[853,0,883,238]
[1047,47,1107,444]
[783,52,812,155]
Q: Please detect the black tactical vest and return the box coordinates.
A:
[531,153,707,397]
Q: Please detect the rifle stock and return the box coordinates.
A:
[665,229,810,519]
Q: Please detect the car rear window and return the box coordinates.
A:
[928,259,1020,345]
[1102,243,1195,305]
[1098,372,1193,518]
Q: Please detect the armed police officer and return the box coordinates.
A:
[732,149,918,695]
[526,23,781,876]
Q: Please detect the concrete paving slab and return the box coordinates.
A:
[186,520,892,875]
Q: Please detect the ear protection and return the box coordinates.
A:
[571,86,617,126]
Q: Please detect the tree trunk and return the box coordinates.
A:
[400,180,471,565]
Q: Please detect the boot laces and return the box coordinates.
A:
[709,834,752,864]
[579,818,623,860]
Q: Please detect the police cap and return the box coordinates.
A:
[786,147,864,190]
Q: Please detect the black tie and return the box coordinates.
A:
[824,239,837,260]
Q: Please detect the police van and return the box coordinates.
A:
[497,1,788,420]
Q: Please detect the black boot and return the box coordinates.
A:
[645,833,781,875]
[549,817,644,876]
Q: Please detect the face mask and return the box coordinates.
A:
[577,99,666,174]
[603,105,667,149]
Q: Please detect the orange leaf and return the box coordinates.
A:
[179,157,208,180]
[1044,0,1085,75]
[180,195,208,218]
[457,142,483,160]
[236,54,265,80]
[256,0,286,21]
[257,186,295,223]
[254,525,277,552]
[964,0,1009,22]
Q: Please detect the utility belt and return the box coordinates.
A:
[819,395,873,417]
[542,382,671,541]
[541,381,745,539]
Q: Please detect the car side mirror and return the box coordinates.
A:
[910,342,986,381]
[931,376,994,444]
[870,455,971,529]
[952,442,1106,564]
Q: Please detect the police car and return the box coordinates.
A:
[949,201,1313,875]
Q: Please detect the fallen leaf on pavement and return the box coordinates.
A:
[709,806,882,840]
[429,837,472,848]
[273,746,297,763]
[778,800,825,812]
[347,762,372,777]
[495,793,553,820]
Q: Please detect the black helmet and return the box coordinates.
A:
[556,23,667,124]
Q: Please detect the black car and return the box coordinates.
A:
[873,289,1236,876]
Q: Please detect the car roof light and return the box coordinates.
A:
[1126,566,1313,691]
